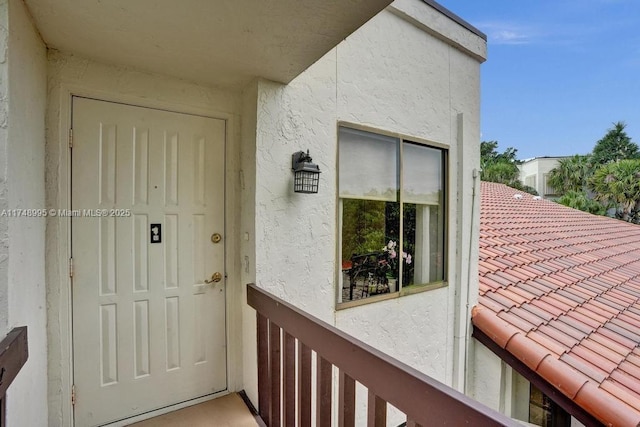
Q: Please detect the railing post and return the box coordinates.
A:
[339,371,356,427]
[257,314,271,426]
[298,342,312,427]
[367,391,386,427]
[269,321,282,426]
[283,332,296,426]
[317,356,332,427]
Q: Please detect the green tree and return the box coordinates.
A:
[480,141,521,186]
[591,121,639,165]
[547,155,593,195]
[556,191,606,215]
[589,159,640,222]
[341,199,387,259]
[481,161,519,184]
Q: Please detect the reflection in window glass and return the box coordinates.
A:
[338,127,446,305]
[402,142,444,288]
[528,384,570,427]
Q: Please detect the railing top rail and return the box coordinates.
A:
[247,284,517,427]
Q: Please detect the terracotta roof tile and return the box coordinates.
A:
[483,291,517,311]
[599,380,640,411]
[579,338,626,365]
[605,321,640,343]
[495,288,531,306]
[530,299,566,318]
[477,295,507,313]
[510,306,547,328]
[561,352,608,383]
[588,299,620,317]
[515,282,547,298]
[609,370,640,396]
[474,182,640,427]
[551,318,590,340]
[589,332,634,358]
[537,324,580,349]
[577,302,617,322]
[565,310,603,331]
[574,382,640,426]
[618,361,640,383]
[598,327,638,350]
[497,310,536,333]
[527,330,567,357]
[569,346,619,375]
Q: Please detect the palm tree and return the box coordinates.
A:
[547,155,593,195]
[556,191,606,215]
[589,159,640,222]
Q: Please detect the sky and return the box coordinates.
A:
[436,0,640,159]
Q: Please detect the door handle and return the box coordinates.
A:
[205,272,223,284]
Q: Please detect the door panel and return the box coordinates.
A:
[71,97,227,426]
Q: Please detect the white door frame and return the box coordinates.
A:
[47,84,243,426]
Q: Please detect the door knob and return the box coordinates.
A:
[205,272,223,284]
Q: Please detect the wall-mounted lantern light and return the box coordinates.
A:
[292,150,321,194]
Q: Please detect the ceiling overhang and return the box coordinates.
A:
[25,0,393,89]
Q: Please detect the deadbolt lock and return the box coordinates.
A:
[211,233,222,244]
[205,272,223,284]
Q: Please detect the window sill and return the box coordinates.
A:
[336,281,448,310]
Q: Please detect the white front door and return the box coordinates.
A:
[71,97,227,426]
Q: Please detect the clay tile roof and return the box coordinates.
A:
[473,182,640,427]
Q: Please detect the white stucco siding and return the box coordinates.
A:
[240,81,259,406]
[0,0,9,338]
[254,53,338,324]
[252,3,484,396]
[336,11,451,142]
[389,0,486,62]
[472,343,504,411]
[335,8,481,386]
[4,0,48,425]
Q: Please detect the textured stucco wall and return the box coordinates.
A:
[472,343,504,411]
[251,4,484,413]
[4,0,48,424]
[0,1,8,339]
[240,80,258,406]
[45,51,243,426]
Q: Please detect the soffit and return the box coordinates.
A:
[24,0,392,89]
[474,181,640,426]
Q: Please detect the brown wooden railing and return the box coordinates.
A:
[0,327,28,426]
[247,284,516,426]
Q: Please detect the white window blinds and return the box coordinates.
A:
[338,127,399,201]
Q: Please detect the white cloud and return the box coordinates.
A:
[475,22,538,45]
[493,29,531,45]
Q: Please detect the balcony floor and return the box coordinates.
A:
[128,393,259,427]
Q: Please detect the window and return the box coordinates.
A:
[529,384,570,427]
[338,126,446,305]
[543,174,557,197]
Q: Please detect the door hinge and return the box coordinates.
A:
[69,257,74,278]
[68,128,73,148]
[71,384,76,406]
